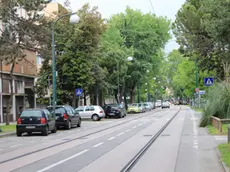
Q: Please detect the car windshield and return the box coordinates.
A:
[21,110,42,117]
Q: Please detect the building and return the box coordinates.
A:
[0,49,37,123]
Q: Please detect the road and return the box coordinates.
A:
[0,106,224,172]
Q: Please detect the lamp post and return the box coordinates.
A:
[52,12,79,110]
[117,56,133,104]
[146,70,150,102]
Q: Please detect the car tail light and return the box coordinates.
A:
[99,111,103,113]
[40,118,46,124]
[17,118,22,124]
[63,113,68,119]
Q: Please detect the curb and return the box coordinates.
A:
[0,132,15,138]
[215,147,230,172]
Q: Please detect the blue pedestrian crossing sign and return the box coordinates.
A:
[204,77,214,86]
[76,88,83,96]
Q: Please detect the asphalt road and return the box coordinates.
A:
[0,107,171,172]
[0,106,223,172]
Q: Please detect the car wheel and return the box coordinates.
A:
[66,120,72,130]
[43,126,49,136]
[92,114,100,121]
[51,125,57,133]
[17,131,22,137]
[77,119,81,127]
[27,132,32,135]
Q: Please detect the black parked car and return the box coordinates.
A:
[103,104,126,118]
[47,105,81,129]
[16,109,56,137]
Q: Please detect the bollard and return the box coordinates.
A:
[228,125,230,144]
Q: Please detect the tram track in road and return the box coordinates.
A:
[120,107,181,172]
[0,108,166,165]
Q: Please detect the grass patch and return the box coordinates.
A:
[218,144,230,167]
[207,124,229,135]
[0,124,16,133]
[190,106,203,112]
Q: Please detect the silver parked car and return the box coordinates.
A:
[75,106,105,121]
[143,102,152,111]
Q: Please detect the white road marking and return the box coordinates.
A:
[10,144,22,148]
[108,137,115,141]
[36,149,89,172]
[126,129,131,132]
[133,126,137,129]
[93,142,104,148]
[117,132,124,136]
[193,145,198,149]
[166,118,170,121]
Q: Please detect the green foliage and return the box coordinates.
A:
[37,4,171,105]
[173,0,230,80]
[200,83,230,127]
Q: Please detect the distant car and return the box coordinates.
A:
[162,101,170,108]
[103,104,126,118]
[16,109,57,137]
[138,103,146,113]
[143,102,152,111]
[47,105,81,129]
[75,106,105,121]
[155,100,162,107]
[127,103,141,113]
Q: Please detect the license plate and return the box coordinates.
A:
[26,126,35,129]
[109,113,115,115]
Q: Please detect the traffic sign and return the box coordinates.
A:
[199,90,206,95]
[204,77,214,86]
[76,88,83,96]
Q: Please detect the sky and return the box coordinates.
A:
[58,0,185,53]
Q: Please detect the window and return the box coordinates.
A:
[85,106,95,111]
[15,80,23,94]
[76,106,84,112]
[21,110,42,117]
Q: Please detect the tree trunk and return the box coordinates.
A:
[72,89,76,108]
[115,90,118,104]
[6,62,15,125]
[130,90,135,104]
[84,93,87,105]
[119,85,125,103]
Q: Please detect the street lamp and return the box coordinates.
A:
[52,12,79,110]
[117,56,133,104]
[146,70,150,102]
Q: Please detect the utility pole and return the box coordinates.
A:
[195,60,199,107]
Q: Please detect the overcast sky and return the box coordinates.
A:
[58,0,185,53]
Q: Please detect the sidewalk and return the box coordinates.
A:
[174,108,225,172]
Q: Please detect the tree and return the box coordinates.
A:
[173,0,230,80]
[104,7,171,104]
[56,4,106,107]
[0,0,51,125]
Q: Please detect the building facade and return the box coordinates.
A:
[0,49,37,123]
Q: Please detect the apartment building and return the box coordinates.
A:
[0,5,47,122]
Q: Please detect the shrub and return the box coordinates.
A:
[200,82,230,127]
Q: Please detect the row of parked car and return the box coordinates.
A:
[16,104,128,137]
[127,102,155,113]
[127,100,171,113]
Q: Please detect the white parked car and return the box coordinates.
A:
[75,106,105,121]
[162,101,170,108]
